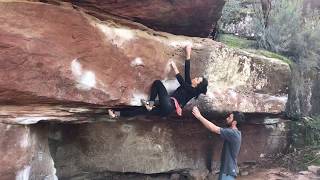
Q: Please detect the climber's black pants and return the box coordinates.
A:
[120,80,174,117]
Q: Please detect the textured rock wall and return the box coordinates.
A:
[48,119,288,178]
[0,1,290,124]
[0,1,292,179]
[0,123,56,180]
[32,0,225,37]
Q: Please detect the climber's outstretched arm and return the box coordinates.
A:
[185,44,192,84]
[192,106,221,134]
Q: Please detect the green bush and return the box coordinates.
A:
[290,116,320,147]
[282,116,320,170]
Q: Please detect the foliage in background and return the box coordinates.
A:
[291,116,320,147]
[289,12,320,66]
[219,0,320,66]
[253,0,302,55]
[219,0,243,27]
[263,116,320,171]
[253,0,320,64]
[216,34,291,64]
[267,146,320,171]
[217,0,293,64]
[287,116,320,170]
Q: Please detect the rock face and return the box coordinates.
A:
[218,0,256,38]
[44,0,225,37]
[0,123,56,180]
[0,1,292,180]
[49,119,289,178]
[0,1,290,124]
[50,120,211,176]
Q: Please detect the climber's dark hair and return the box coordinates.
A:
[195,77,208,99]
[232,111,245,128]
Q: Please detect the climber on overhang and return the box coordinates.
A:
[108,44,208,118]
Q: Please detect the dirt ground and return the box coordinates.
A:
[237,168,320,180]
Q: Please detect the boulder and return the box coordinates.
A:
[0,2,292,179]
[182,169,209,180]
[0,1,290,124]
[49,118,289,178]
[36,0,225,37]
[49,120,213,176]
[308,165,320,175]
[0,123,56,180]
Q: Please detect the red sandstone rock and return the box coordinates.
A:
[0,2,296,180]
[0,123,56,180]
[0,2,290,125]
[42,0,225,37]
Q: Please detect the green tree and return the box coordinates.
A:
[253,0,320,64]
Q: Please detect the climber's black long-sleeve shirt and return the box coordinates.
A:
[171,59,197,107]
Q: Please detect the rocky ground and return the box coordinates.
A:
[54,166,320,180]
[238,167,320,180]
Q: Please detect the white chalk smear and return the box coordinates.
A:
[16,166,31,180]
[130,57,144,67]
[71,59,96,90]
